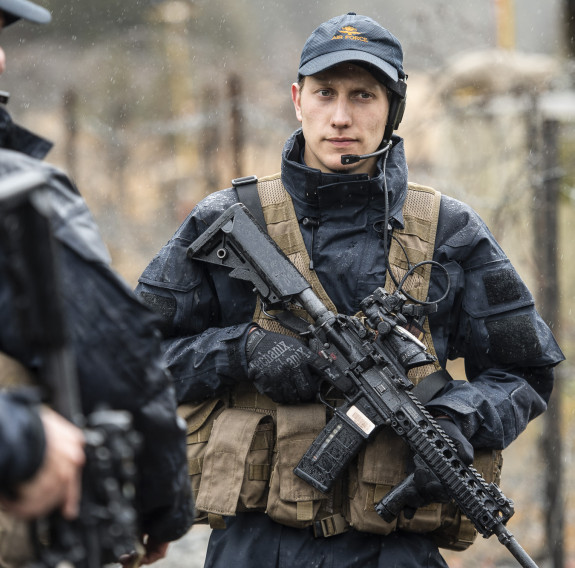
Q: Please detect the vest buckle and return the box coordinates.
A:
[312,513,349,538]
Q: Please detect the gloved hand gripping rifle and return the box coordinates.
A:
[188,202,539,568]
[0,171,141,568]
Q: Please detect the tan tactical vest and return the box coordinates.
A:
[179,175,503,550]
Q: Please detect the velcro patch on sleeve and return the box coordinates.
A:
[483,268,522,306]
[139,291,177,324]
[486,314,542,364]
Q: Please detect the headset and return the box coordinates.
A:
[385,76,407,142]
[341,75,407,165]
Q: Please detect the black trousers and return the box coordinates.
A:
[204,513,449,568]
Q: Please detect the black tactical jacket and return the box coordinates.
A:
[0,108,194,542]
[136,129,564,566]
[137,129,564,450]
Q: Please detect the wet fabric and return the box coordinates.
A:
[205,514,448,568]
[0,111,194,542]
[136,128,564,565]
[0,391,44,492]
[137,129,563,449]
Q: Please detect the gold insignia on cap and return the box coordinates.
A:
[340,26,361,35]
[332,26,368,43]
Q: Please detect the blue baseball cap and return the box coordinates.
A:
[298,13,405,88]
[0,0,51,26]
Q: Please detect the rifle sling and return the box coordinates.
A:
[411,369,452,404]
[233,176,267,231]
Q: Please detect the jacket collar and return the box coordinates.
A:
[0,107,53,159]
[280,129,407,228]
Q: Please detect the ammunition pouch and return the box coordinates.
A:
[265,405,327,529]
[181,389,502,548]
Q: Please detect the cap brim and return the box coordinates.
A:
[298,49,399,83]
[1,0,51,25]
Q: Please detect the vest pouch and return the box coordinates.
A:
[348,427,444,535]
[348,427,403,534]
[266,404,328,528]
[195,408,274,520]
[178,399,227,523]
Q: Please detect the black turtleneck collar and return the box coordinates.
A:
[0,107,53,160]
[280,129,407,228]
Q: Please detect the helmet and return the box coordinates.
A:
[0,0,51,26]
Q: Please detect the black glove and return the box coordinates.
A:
[401,418,474,519]
[245,327,336,404]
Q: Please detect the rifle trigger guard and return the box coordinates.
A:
[317,386,337,412]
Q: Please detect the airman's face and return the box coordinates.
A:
[291,63,390,177]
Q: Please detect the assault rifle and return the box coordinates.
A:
[0,170,141,568]
[188,202,539,568]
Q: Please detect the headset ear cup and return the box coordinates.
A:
[393,97,406,130]
[384,93,406,142]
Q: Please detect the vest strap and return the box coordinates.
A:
[207,513,226,530]
[296,501,315,522]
